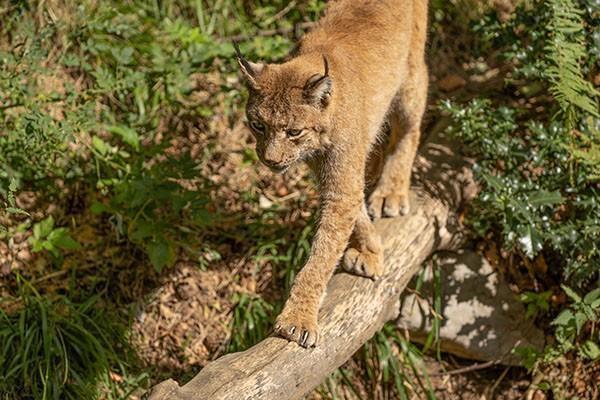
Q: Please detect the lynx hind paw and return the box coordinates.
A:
[367,188,410,219]
[274,311,319,348]
[342,247,384,279]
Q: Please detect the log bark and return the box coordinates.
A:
[146,119,478,400]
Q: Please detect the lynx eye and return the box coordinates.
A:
[286,129,304,138]
[249,120,266,134]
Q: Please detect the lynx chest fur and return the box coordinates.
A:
[235,0,429,348]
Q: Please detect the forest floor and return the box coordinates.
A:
[1,1,598,399]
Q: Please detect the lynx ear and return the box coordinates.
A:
[233,41,264,89]
[303,56,332,108]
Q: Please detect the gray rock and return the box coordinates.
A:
[397,250,545,365]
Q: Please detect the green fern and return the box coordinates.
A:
[545,0,599,128]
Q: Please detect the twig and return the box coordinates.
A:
[487,366,510,398]
[429,359,499,377]
[263,1,297,26]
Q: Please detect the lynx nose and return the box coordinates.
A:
[263,148,283,168]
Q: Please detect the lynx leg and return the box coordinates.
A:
[342,205,384,278]
[368,61,428,219]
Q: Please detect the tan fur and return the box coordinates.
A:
[237,0,429,347]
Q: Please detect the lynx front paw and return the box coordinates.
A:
[342,247,384,279]
[274,309,319,348]
[367,186,410,219]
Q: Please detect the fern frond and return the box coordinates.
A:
[545,0,599,128]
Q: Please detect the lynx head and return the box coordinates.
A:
[234,43,333,173]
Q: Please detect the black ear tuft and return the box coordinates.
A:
[303,56,332,108]
[233,41,265,89]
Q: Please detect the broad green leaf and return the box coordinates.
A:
[552,309,574,326]
[130,221,154,241]
[34,217,55,240]
[583,288,600,305]
[47,228,82,251]
[41,241,58,257]
[106,125,140,150]
[147,238,175,272]
[31,240,44,253]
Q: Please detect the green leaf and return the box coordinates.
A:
[89,202,110,214]
[34,217,55,240]
[562,285,582,303]
[147,238,175,272]
[47,228,82,251]
[583,288,600,305]
[8,179,17,192]
[92,136,110,156]
[6,207,29,216]
[528,190,564,206]
[513,346,540,370]
[552,309,574,326]
[517,225,543,258]
[130,221,154,241]
[574,311,588,333]
[31,240,44,253]
[579,340,600,360]
[106,125,140,150]
[482,173,504,192]
[42,240,58,257]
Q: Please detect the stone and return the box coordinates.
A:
[397,250,545,365]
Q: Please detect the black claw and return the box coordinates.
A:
[300,330,309,347]
[289,326,296,335]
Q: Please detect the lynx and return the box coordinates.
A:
[235,0,429,348]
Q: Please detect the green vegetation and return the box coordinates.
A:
[0,0,598,398]
[0,280,142,400]
[441,0,600,394]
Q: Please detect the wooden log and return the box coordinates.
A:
[146,120,478,400]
